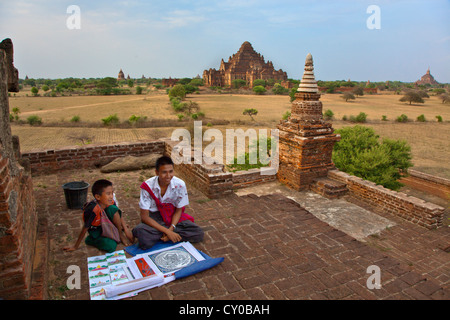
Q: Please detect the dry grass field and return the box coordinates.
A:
[9,89,450,179]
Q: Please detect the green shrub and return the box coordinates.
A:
[355,112,367,123]
[381,115,387,121]
[436,115,443,122]
[253,79,266,87]
[332,125,413,190]
[27,115,42,126]
[70,115,81,122]
[396,114,408,123]
[168,84,186,100]
[282,110,291,120]
[31,87,39,96]
[323,109,334,120]
[416,114,426,122]
[102,114,120,126]
[272,83,288,95]
[253,85,266,95]
[231,79,246,89]
[136,86,143,94]
[342,115,348,121]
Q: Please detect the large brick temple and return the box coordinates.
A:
[203,41,288,87]
[415,68,439,86]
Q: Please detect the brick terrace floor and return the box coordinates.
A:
[31,168,449,300]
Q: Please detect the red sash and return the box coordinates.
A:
[140,181,194,227]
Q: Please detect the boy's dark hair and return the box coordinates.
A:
[92,179,113,197]
[155,156,174,171]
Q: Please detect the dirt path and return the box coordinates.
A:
[19,96,150,115]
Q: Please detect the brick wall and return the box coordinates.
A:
[0,42,38,299]
[328,170,445,229]
[22,141,166,175]
[163,139,277,198]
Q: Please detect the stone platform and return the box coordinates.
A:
[30,168,449,300]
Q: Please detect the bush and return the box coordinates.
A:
[323,109,334,120]
[416,114,426,122]
[231,79,246,89]
[31,86,39,96]
[396,114,408,123]
[272,83,289,95]
[27,115,42,126]
[436,115,443,122]
[168,84,186,100]
[253,79,266,87]
[282,110,291,120]
[70,115,81,123]
[381,115,387,121]
[253,85,266,95]
[355,112,367,123]
[135,86,143,94]
[102,114,120,126]
[332,125,413,190]
[128,115,147,125]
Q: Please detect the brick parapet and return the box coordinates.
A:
[328,169,445,229]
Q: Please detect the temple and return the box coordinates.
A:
[277,53,340,190]
[415,68,439,86]
[117,69,125,81]
[203,41,287,87]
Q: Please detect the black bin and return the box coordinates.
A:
[62,181,90,209]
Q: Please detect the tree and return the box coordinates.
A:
[253,85,266,95]
[42,85,50,92]
[352,87,364,97]
[31,86,39,96]
[272,83,288,95]
[253,79,266,87]
[332,125,412,190]
[135,86,143,94]
[399,91,424,105]
[439,93,450,104]
[341,92,355,102]
[231,79,246,89]
[168,84,186,100]
[127,79,134,88]
[243,108,258,121]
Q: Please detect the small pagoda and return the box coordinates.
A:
[277,53,340,190]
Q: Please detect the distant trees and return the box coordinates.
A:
[399,90,426,105]
[243,108,258,121]
[341,92,355,102]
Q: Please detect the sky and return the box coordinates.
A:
[0,0,449,82]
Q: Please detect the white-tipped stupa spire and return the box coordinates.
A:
[297,53,318,93]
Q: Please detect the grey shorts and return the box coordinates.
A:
[132,211,204,250]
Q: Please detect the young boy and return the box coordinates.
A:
[63,179,134,253]
[132,156,204,250]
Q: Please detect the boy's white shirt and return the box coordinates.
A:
[139,176,189,212]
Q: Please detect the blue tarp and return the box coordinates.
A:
[125,241,224,280]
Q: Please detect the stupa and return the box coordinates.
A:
[117,69,125,81]
[277,53,340,190]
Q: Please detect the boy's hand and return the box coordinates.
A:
[161,230,181,243]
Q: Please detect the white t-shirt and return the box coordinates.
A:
[139,176,189,212]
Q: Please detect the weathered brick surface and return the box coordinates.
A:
[329,169,445,229]
[32,168,449,300]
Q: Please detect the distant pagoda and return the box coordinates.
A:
[117,69,125,81]
[415,68,439,86]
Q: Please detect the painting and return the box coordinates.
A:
[147,246,198,274]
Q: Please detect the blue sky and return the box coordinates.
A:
[1,0,449,82]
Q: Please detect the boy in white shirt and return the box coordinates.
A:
[132,156,204,250]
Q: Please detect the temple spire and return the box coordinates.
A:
[297,53,318,93]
